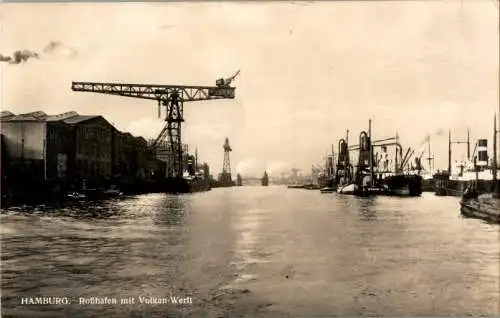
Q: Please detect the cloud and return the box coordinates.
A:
[265,161,292,177]
[236,158,262,177]
[125,117,164,139]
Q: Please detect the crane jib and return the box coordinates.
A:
[71,82,235,101]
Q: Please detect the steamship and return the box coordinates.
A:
[164,153,212,193]
[459,114,499,223]
[335,120,422,197]
[435,137,498,197]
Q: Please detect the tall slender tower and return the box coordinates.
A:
[220,137,232,184]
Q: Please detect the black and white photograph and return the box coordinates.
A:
[1,1,499,317]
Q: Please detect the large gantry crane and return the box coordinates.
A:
[71,70,240,190]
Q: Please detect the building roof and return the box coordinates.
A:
[0,111,16,120]
[1,109,149,143]
[1,111,47,122]
[121,132,134,138]
[62,115,101,124]
[19,111,48,119]
[46,111,79,121]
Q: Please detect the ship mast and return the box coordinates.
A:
[448,130,452,174]
[467,128,470,161]
[369,119,373,186]
[427,136,433,175]
[395,132,399,173]
[494,112,498,194]
[331,143,335,177]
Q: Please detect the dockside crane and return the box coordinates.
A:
[71,70,240,179]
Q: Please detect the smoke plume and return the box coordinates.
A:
[1,41,77,65]
[0,50,39,64]
[43,41,78,57]
[419,134,431,146]
[434,128,444,136]
[419,128,445,146]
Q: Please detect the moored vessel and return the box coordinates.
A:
[334,120,422,197]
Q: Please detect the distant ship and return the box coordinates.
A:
[261,171,269,186]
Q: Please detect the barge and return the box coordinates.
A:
[460,190,499,224]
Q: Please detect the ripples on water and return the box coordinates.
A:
[1,187,499,317]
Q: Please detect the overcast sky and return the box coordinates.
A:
[1,1,498,177]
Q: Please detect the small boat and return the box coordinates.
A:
[287,184,304,189]
[320,187,336,193]
[66,192,87,200]
[337,183,356,194]
[102,188,123,197]
[304,183,321,190]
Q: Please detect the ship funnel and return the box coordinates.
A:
[477,139,488,166]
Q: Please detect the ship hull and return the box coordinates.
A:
[383,175,422,197]
[164,177,211,194]
[421,178,435,192]
[438,179,496,197]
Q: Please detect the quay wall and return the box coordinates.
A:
[0,111,206,207]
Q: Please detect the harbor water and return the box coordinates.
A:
[1,186,499,317]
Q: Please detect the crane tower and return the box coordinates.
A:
[219,137,233,184]
[71,71,240,192]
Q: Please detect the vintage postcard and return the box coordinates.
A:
[1,1,499,317]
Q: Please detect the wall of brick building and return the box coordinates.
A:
[73,117,113,181]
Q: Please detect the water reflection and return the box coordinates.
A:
[1,188,498,317]
[152,195,188,226]
[355,197,378,221]
[0,199,129,220]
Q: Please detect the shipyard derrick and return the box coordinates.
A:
[70,71,240,193]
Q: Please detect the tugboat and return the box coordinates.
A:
[261,171,269,186]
